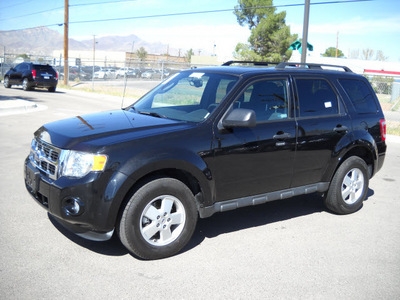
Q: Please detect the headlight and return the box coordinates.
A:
[62,150,108,178]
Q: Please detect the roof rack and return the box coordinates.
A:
[275,62,353,73]
[222,60,278,67]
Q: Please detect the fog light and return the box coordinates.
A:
[63,197,84,216]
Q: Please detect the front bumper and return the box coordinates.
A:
[24,157,121,240]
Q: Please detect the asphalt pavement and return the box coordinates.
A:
[0,85,399,299]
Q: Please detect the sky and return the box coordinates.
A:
[1,0,399,62]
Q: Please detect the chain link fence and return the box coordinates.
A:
[2,52,399,105]
[366,75,394,96]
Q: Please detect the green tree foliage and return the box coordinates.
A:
[322,47,344,58]
[185,49,194,63]
[17,53,30,61]
[136,47,148,61]
[233,0,297,62]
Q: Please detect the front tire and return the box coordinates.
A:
[118,178,198,259]
[325,156,369,214]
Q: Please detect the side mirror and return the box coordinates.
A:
[222,108,256,128]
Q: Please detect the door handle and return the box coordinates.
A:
[273,132,291,140]
[333,125,348,133]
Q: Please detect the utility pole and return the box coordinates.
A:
[335,31,339,58]
[301,0,310,63]
[63,0,69,85]
[92,35,96,91]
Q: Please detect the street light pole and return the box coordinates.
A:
[301,0,310,63]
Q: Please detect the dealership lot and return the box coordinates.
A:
[0,85,399,299]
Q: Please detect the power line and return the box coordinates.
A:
[0,0,137,22]
[70,0,137,7]
[2,0,373,32]
[0,0,33,10]
[68,0,373,25]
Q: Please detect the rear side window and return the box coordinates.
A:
[339,79,378,114]
[296,79,338,117]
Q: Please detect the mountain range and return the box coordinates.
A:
[0,27,178,56]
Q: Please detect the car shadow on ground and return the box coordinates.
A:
[0,94,41,103]
[47,189,374,259]
[3,87,65,95]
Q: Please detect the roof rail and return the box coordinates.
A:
[222,60,278,67]
[275,62,353,73]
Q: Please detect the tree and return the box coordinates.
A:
[185,49,194,63]
[17,54,30,61]
[322,47,344,58]
[375,50,387,61]
[233,0,297,62]
[136,47,148,61]
[349,49,360,59]
[362,48,374,60]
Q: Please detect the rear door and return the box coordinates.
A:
[291,75,352,187]
[211,76,297,201]
[9,63,26,84]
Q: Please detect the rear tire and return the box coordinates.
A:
[48,86,56,92]
[22,78,31,91]
[324,156,369,214]
[3,76,11,88]
[118,178,198,260]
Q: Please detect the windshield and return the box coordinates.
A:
[131,71,239,122]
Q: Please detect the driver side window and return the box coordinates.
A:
[235,79,289,122]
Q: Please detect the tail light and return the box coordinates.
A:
[380,119,386,141]
[32,69,36,79]
[56,72,58,80]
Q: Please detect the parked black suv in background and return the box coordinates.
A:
[4,62,58,92]
[24,62,386,259]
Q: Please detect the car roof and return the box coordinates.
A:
[188,63,362,79]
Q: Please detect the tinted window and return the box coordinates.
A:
[234,79,289,122]
[34,65,55,73]
[296,79,338,117]
[339,79,378,114]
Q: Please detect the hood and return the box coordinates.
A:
[35,109,192,149]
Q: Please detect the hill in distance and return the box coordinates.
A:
[0,27,178,56]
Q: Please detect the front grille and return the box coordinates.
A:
[30,139,61,180]
[36,140,59,162]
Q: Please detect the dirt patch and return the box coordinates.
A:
[381,102,392,111]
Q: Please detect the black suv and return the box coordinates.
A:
[24,62,387,259]
[4,62,58,92]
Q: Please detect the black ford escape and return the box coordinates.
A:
[4,62,58,92]
[24,62,386,259]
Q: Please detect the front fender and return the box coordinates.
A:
[107,146,214,213]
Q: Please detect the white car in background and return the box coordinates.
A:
[93,67,116,79]
[116,68,136,78]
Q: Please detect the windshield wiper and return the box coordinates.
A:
[137,110,167,119]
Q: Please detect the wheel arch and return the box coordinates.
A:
[324,131,378,183]
[106,158,213,231]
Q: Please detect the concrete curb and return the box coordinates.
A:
[0,99,47,116]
